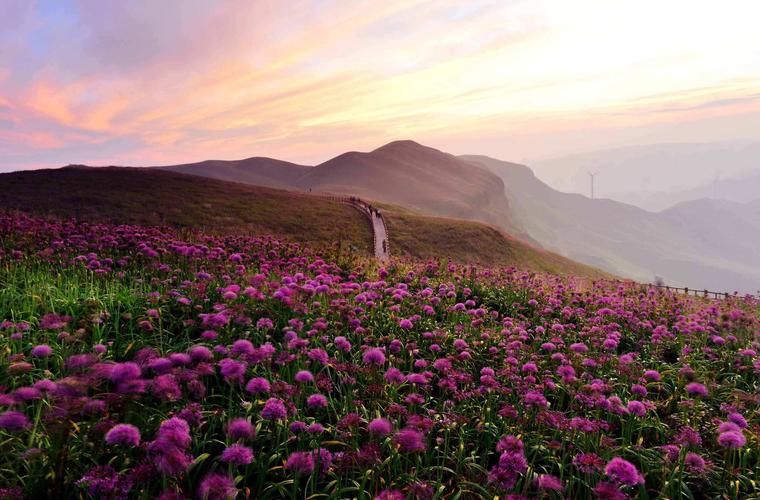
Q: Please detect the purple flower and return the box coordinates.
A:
[220,444,254,465]
[362,348,386,366]
[604,457,644,486]
[285,451,314,475]
[154,417,191,451]
[684,452,707,473]
[261,398,288,420]
[110,362,141,383]
[727,412,748,429]
[393,428,426,452]
[685,382,708,398]
[488,447,527,490]
[197,472,238,500]
[307,394,328,409]
[375,490,405,500]
[105,424,141,447]
[245,377,271,394]
[31,344,53,357]
[573,452,604,473]
[219,358,246,384]
[593,481,628,500]
[717,430,746,449]
[368,418,392,437]
[627,400,646,417]
[294,370,314,383]
[227,418,255,440]
[0,410,30,432]
[399,319,413,329]
[154,448,192,476]
[536,474,564,491]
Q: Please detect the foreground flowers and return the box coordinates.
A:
[0,213,757,499]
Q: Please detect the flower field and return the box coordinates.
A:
[0,213,757,499]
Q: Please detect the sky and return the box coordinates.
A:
[2,0,760,171]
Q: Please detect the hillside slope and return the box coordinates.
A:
[0,166,604,277]
[463,155,760,293]
[299,141,524,236]
[0,166,372,253]
[158,157,310,190]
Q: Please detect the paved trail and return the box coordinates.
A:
[370,208,390,262]
[312,193,390,261]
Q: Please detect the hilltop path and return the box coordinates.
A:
[344,197,389,262]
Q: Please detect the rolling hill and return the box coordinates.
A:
[158,157,310,190]
[0,166,606,278]
[159,140,525,237]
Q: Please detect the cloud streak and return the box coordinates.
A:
[2,0,760,171]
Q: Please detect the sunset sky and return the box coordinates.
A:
[2,0,760,171]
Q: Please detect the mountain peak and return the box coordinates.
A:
[373,139,432,153]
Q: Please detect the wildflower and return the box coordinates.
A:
[220,444,254,465]
[368,418,393,437]
[593,481,629,500]
[685,383,708,398]
[717,430,746,449]
[660,445,680,462]
[643,370,661,382]
[627,400,646,417]
[536,474,564,491]
[399,319,413,329]
[197,472,238,500]
[604,457,644,486]
[727,412,748,428]
[488,436,527,490]
[573,452,604,473]
[394,428,426,452]
[219,358,246,384]
[362,348,386,366]
[285,451,314,474]
[154,417,192,450]
[227,418,255,440]
[245,377,271,394]
[110,362,141,383]
[294,370,314,383]
[674,426,702,447]
[684,452,707,473]
[261,398,288,420]
[31,344,53,357]
[307,394,328,409]
[376,490,405,500]
[0,411,30,432]
[105,424,141,447]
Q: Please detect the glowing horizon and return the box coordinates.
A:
[2,0,760,171]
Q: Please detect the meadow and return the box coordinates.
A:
[0,212,757,499]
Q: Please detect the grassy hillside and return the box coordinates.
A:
[0,166,373,254]
[380,205,609,278]
[0,166,607,278]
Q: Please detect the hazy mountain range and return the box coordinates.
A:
[530,142,760,211]
[153,140,760,293]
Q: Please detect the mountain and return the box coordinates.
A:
[297,140,523,235]
[155,140,524,237]
[462,155,760,294]
[529,142,760,211]
[0,166,606,277]
[158,157,310,190]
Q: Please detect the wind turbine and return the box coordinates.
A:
[588,171,599,200]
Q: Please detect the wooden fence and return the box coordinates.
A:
[648,284,756,300]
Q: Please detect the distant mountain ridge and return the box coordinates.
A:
[463,155,760,293]
[530,142,760,211]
